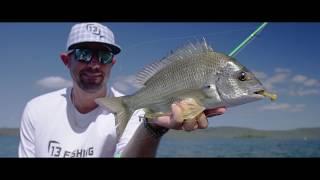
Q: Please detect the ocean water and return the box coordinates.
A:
[1,135,320,157]
[0,136,19,157]
[157,137,320,157]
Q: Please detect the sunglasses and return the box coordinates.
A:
[68,48,114,64]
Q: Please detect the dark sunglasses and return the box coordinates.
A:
[68,48,114,64]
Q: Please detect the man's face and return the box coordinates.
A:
[67,43,113,93]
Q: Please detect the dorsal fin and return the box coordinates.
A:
[136,38,214,86]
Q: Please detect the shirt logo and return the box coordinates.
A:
[48,140,94,157]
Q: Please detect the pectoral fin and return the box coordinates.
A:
[177,98,205,120]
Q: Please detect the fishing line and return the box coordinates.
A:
[124,27,258,51]
[229,22,268,57]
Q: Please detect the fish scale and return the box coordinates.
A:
[129,59,207,110]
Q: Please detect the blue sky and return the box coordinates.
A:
[1,22,319,130]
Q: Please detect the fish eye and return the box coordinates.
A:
[238,71,247,81]
[204,85,213,89]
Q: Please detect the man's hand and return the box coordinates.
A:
[151,103,226,131]
[121,102,226,157]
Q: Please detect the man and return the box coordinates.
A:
[18,22,226,157]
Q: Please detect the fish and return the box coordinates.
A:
[95,39,277,138]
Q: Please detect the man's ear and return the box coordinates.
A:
[112,57,116,65]
[60,53,71,68]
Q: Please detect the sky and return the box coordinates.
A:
[0,22,319,130]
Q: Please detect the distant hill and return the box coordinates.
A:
[0,128,19,136]
[1,127,320,140]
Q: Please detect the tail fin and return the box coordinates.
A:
[95,96,133,139]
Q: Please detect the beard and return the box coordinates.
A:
[76,68,106,93]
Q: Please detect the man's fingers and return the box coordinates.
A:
[182,119,197,131]
[169,103,185,129]
[171,103,184,123]
[155,105,225,130]
[204,107,226,117]
[197,113,208,129]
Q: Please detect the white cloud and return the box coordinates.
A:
[36,76,72,90]
[111,75,142,94]
[252,71,267,80]
[274,68,291,73]
[263,73,290,90]
[267,73,289,84]
[289,89,320,96]
[261,68,291,90]
[292,75,320,87]
[292,75,307,83]
[245,69,320,98]
[259,103,305,112]
[304,79,320,87]
[259,103,290,111]
[290,75,320,96]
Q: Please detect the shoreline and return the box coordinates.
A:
[0,128,19,136]
[1,127,320,139]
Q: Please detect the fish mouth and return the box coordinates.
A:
[254,90,277,101]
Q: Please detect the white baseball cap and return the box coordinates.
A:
[66,22,121,55]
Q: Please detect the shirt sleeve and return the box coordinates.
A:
[18,103,36,157]
[113,109,144,157]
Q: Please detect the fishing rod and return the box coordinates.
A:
[229,22,268,57]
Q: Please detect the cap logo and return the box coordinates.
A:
[86,24,105,39]
[67,23,120,54]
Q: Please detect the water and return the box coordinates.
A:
[0,136,19,157]
[1,135,320,157]
[157,137,320,157]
